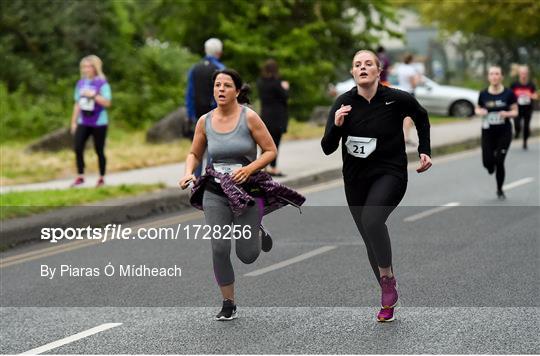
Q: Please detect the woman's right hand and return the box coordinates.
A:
[335,104,351,127]
[70,122,77,135]
[475,107,488,116]
[178,174,196,190]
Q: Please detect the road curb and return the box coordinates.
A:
[1,132,537,249]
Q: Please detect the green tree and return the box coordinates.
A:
[1,0,400,140]
[413,0,540,76]
[138,0,398,119]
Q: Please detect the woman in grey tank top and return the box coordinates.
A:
[179,69,277,320]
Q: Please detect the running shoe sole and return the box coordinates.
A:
[382,301,398,309]
[376,314,396,322]
[377,300,400,322]
[215,311,237,321]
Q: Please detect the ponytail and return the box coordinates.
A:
[237,83,251,105]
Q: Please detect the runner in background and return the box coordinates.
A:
[476,66,518,199]
[70,55,112,188]
[510,65,537,149]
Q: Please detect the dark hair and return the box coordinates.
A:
[261,59,280,79]
[404,53,413,64]
[376,46,385,53]
[212,69,251,104]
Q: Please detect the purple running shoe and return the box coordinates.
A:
[70,177,84,187]
[377,307,395,322]
[380,276,398,309]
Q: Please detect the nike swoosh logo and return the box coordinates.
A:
[385,101,395,105]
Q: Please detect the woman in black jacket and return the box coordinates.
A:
[321,50,432,322]
[257,59,289,176]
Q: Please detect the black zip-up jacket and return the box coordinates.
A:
[321,84,431,183]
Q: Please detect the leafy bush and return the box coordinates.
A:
[1,0,398,139]
[109,40,197,128]
[0,41,197,140]
[0,80,73,141]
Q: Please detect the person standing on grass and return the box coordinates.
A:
[257,59,290,176]
[185,38,225,177]
[70,55,112,188]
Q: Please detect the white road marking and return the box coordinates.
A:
[404,202,461,222]
[503,177,534,190]
[245,245,337,277]
[20,323,122,355]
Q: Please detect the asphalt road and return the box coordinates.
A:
[1,141,539,354]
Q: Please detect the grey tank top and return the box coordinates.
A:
[205,106,257,165]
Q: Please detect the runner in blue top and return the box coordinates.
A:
[69,55,112,187]
[475,66,518,199]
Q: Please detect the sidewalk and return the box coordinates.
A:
[2,114,539,194]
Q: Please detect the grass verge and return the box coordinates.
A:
[1,117,468,185]
[430,115,469,125]
[1,129,191,185]
[0,183,164,220]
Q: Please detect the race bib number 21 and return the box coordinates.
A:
[345,136,377,158]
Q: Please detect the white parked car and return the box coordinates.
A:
[333,75,479,117]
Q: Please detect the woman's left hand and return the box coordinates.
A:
[231,166,254,184]
[416,153,432,173]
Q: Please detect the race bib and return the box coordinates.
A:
[484,112,504,127]
[79,96,95,112]
[345,136,377,158]
[518,95,531,105]
[213,163,242,183]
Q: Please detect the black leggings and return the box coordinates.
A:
[514,109,532,143]
[481,126,511,191]
[74,125,108,176]
[269,129,282,168]
[345,174,407,282]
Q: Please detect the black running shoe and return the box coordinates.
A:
[260,225,273,252]
[215,299,237,321]
[497,190,506,200]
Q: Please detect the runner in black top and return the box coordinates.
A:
[321,50,432,322]
[475,66,518,199]
[510,65,537,149]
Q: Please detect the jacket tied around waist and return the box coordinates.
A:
[190,166,306,216]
